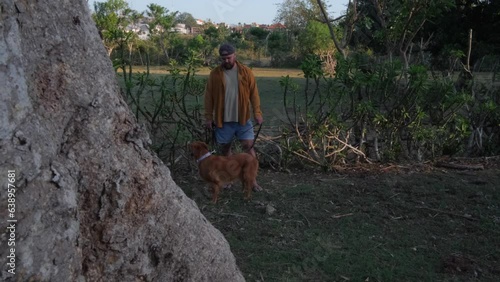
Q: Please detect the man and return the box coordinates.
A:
[204,43,263,190]
[204,43,264,156]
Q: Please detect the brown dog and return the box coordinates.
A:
[189,141,259,203]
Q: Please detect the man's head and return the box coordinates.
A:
[219,43,236,69]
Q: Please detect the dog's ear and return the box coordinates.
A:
[189,142,200,157]
[191,141,208,154]
[201,142,208,150]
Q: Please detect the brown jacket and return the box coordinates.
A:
[204,61,262,128]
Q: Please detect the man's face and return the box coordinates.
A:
[220,53,236,69]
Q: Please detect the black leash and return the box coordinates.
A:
[248,122,263,151]
[204,126,211,145]
[205,123,217,149]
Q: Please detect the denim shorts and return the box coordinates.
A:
[215,120,254,144]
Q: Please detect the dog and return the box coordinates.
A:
[189,141,259,203]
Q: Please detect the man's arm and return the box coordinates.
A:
[248,71,263,124]
[204,74,214,128]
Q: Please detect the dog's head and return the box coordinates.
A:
[189,141,209,159]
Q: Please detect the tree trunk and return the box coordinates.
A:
[0,1,244,281]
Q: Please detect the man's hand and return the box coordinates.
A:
[254,116,264,125]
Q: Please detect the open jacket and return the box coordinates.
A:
[204,61,262,128]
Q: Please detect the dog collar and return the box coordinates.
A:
[196,152,212,163]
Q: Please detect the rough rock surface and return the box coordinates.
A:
[0,0,244,281]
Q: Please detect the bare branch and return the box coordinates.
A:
[316,0,346,58]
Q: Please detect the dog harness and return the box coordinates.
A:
[196,152,212,163]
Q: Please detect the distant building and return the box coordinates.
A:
[263,23,287,31]
[216,22,230,29]
[125,17,286,39]
[171,23,189,34]
[191,26,203,35]
[125,23,150,40]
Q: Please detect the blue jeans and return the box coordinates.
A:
[215,120,254,144]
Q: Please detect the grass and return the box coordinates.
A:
[131,65,305,78]
[123,65,309,135]
[120,66,499,281]
[176,166,500,282]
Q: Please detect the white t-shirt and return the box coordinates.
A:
[223,66,239,122]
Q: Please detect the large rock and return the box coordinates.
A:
[0,0,244,281]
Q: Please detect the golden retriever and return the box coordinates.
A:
[189,141,259,203]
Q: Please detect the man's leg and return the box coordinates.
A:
[220,142,232,156]
[240,139,263,192]
[215,122,234,156]
[235,120,263,191]
[240,139,256,158]
[236,121,257,157]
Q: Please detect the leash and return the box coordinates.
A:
[204,126,211,145]
[212,123,217,147]
[204,122,217,149]
[248,122,263,151]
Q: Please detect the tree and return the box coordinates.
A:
[275,0,321,34]
[267,31,291,65]
[274,0,354,59]
[246,27,270,58]
[298,20,335,54]
[146,3,178,63]
[350,0,455,68]
[176,12,197,28]
[316,0,455,67]
[126,10,144,61]
[0,0,244,280]
[92,0,133,56]
[200,25,230,64]
[315,0,359,59]
[428,0,500,68]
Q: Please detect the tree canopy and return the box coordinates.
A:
[90,0,500,68]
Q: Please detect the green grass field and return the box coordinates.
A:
[122,66,500,281]
[124,66,309,136]
[176,165,500,282]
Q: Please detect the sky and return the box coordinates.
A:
[125,0,350,25]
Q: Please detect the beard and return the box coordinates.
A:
[222,61,235,70]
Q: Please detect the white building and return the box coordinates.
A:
[125,23,150,40]
[171,23,189,34]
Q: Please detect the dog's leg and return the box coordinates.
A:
[250,159,262,192]
[211,184,221,204]
[243,180,253,200]
[252,181,263,192]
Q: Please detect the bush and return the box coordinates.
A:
[277,51,500,168]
